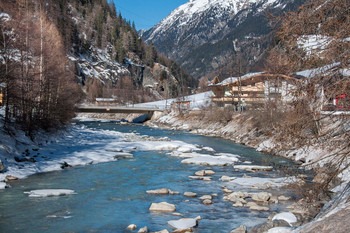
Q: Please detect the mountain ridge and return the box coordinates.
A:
[141,0,305,79]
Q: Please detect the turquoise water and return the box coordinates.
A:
[0,122,295,232]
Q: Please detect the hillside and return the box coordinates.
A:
[0,0,196,132]
[141,0,305,79]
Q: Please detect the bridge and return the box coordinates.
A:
[75,105,163,114]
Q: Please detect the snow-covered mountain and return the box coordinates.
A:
[141,0,305,79]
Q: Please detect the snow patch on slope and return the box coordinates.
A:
[147,0,277,42]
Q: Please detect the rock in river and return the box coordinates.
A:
[252,192,271,202]
[248,202,269,211]
[138,226,148,233]
[272,212,297,226]
[203,199,213,205]
[146,188,178,195]
[126,224,137,230]
[149,202,176,212]
[199,195,212,200]
[146,188,170,195]
[184,192,197,198]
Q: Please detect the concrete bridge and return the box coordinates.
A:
[76,105,163,114]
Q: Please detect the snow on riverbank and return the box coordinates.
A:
[0,124,189,188]
[1,120,254,190]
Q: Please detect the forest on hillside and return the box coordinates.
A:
[0,0,196,134]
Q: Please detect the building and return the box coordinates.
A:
[210,73,300,109]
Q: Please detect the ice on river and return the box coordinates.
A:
[0,124,231,188]
[181,154,239,166]
[224,176,296,188]
[169,151,240,166]
[24,189,77,197]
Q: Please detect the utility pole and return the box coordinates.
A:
[233,40,243,112]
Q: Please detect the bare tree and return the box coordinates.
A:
[262,0,350,201]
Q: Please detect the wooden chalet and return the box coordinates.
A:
[210,73,300,108]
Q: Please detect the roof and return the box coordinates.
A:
[210,72,300,87]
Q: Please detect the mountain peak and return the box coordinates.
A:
[141,0,303,78]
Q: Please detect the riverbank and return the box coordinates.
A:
[0,119,305,232]
[1,111,349,232]
[146,108,350,233]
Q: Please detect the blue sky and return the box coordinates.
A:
[112,0,188,30]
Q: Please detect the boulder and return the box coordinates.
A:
[184,192,197,198]
[202,177,211,181]
[272,212,297,226]
[126,224,137,230]
[168,218,198,230]
[5,175,18,181]
[169,190,180,195]
[199,195,212,200]
[252,192,271,202]
[195,170,206,176]
[230,225,247,233]
[138,226,148,233]
[269,196,278,203]
[223,187,233,193]
[233,201,244,207]
[149,202,176,212]
[246,202,257,208]
[146,188,169,195]
[249,204,269,211]
[246,202,269,211]
[250,220,292,233]
[202,199,212,205]
[204,170,215,175]
[225,192,248,203]
[194,170,215,176]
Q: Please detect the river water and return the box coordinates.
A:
[0,122,296,232]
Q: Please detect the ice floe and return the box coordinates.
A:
[224,176,296,188]
[181,152,240,166]
[24,189,77,197]
[233,165,273,171]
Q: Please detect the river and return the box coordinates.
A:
[0,121,297,232]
